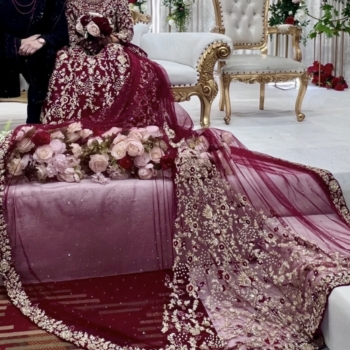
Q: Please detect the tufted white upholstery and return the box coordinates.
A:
[152,60,198,86]
[130,14,233,127]
[131,23,151,47]
[140,33,232,72]
[220,0,266,47]
[223,54,306,75]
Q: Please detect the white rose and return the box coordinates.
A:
[146,125,161,137]
[183,0,192,5]
[112,134,127,144]
[102,127,123,138]
[50,139,66,155]
[50,130,65,139]
[133,6,140,12]
[134,152,151,168]
[138,167,155,180]
[128,130,143,140]
[66,132,81,143]
[140,4,147,12]
[21,154,32,168]
[7,158,24,176]
[87,137,103,147]
[67,122,82,133]
[86,21,101,37]
[295,9,307,23]
[150,146,164,164]
[57,168,81,183]
[36,164,47,181]
[17,138,35,153]
[110,141,127,160]
[89,154,109,173]
[71,143,83,157]
[33,145,54,163]
[168,19,175,26]
[126,140,144,157]
[80,129,93,139]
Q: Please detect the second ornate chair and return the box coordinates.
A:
[212,0,308,124]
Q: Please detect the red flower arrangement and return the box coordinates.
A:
[307,61,348,91]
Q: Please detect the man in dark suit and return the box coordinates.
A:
[0,0,69,123]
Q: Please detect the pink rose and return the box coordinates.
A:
[80,129,93,139]
[50,130,65,139]
[15,126,35,141]
[50,154,69,173]
[89,154,109,173]
[67,122,82,133]
[221,131,235,145]
[126,140,144,157]
[111,142,127,160]
[50,139,66,155]
[129,128,150,141]
[150,146,164,164]
[138,166,156,180]
[33,145,54,163]
[134,152,151,168]
[146,125,161,137]
[102,127,123,138]
[7,158,24,176]
[71,143,83,157]
[86,21,101,37]
[17,138,35,153]
[112,134,127,144]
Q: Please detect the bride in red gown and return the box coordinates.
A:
[1,0,350,349]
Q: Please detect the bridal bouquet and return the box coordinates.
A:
[76,12,113,39]
[6,123,179,185]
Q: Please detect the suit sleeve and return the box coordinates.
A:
[40,0,69,50]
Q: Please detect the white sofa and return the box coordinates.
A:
[132,23,233,127]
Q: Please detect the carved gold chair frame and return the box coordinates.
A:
[212,0,308,124]
[132,10,232,128]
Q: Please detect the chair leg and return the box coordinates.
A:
[295,72,308,122]
[259,83,265,110]
[198,94,212,128]
[223,75,232,125]
[218,62,226,112]
[219,73,225,112]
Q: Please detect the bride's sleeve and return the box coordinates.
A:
[114,0,134,43]
[65,3,81,45]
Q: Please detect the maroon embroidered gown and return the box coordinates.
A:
[2,1,350,350]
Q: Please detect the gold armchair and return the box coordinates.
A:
[213,0,308,124]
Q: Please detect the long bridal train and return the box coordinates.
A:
[1,121,350,350]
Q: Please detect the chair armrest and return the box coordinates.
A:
[267,26,303,62]
[140,33,232,70]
